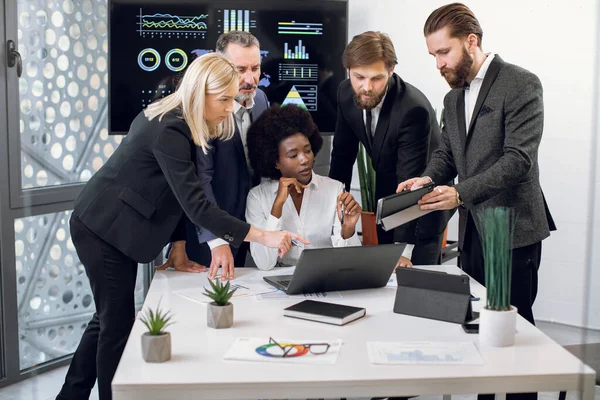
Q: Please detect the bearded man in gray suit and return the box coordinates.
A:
[398,3,556,331]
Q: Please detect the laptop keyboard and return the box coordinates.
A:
[280,280,291,287]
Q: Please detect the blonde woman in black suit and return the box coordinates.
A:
[56,53,308,400]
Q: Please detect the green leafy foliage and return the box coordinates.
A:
[203,278,237,306]
[139,299,174,336]
[478,207,515,311]
[357,143,376,212]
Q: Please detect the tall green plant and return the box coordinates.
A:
[357,143,376,212]
[478,207,515,311]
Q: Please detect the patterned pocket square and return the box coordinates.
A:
[479,105,494,117]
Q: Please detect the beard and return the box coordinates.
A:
[353,84,388,111]
[440,46,473,89]
[235,83,257,103]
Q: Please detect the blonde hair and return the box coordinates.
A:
[144,52,238,153]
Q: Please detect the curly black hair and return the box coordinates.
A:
[247,104,323,180]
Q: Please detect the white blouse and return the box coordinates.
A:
[246,173,362,270]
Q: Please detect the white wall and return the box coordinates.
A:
[587,63,600,327]
[347,0,600,327]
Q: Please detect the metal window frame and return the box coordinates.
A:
[3,0,86,210]
[0,0,154,389]
[0,0,7,382]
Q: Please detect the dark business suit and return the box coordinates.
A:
[57,110,249,400]
[423,55,556,327]
[184,89,269,267]
[329,73,451,264]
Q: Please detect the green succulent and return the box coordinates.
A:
[203,278,237,306]
[139,299,174,335]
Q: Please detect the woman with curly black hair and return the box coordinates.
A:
[246,104,362,270]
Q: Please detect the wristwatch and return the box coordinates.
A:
[456,190,465,206]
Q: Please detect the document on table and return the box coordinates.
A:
[174,280,277,303]
[367,341,484,365]
[224,337,343,365]
[255,290,343,301]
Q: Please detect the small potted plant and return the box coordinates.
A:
[478,207,517,347]
[204,278,237,329]
[139,299,174,362]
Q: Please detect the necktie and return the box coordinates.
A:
[366,110,373,137]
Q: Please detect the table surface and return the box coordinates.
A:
[112,265,596,400]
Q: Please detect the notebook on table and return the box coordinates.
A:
[284,300,366,325]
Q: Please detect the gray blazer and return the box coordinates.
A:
[423,55,556,249]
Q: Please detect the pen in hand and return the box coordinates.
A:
[340,188,346,225]
[291,239,304,249]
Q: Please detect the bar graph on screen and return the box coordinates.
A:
[278,64,318,82]
[278,21,323,35]
[283,40,310,60]
[218,9,257,33]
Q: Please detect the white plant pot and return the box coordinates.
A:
[479,306,518,347]
[141,332,171,362]
[207,302,234,329]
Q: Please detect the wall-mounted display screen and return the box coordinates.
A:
[109,0,348,134]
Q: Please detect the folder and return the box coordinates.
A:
[376,183,434,231]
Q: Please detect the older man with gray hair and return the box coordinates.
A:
[163,31,269,279]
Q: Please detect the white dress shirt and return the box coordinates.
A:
[363,92,386,137]
[465,53,495,132]
[362,94,414,260]
[245,173,362,270]
[233,97,255,169]
[207,98,255,251]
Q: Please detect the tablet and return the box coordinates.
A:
[376,182,434,230]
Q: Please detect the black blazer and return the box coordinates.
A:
[329,73,449,243]
[73,109,250,263]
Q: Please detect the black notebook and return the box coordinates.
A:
[283,300,366,326]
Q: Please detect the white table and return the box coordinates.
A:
[112,266,596,400]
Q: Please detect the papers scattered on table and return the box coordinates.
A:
[386,274,397,287]
[174,280,276,303]
[367,341,484,365]
[224,337,343,365]
[255,290,343,301]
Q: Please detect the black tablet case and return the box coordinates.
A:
[376,183,434,230]
[393,267,474,324]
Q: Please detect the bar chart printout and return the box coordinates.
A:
[367,342,484,365]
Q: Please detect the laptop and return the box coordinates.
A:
[263,244,403,295]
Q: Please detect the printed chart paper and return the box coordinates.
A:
[367,341,484,365]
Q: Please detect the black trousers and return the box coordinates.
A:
[461,214,541,400]
[378,225,444,265]
[57,216,138,400]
